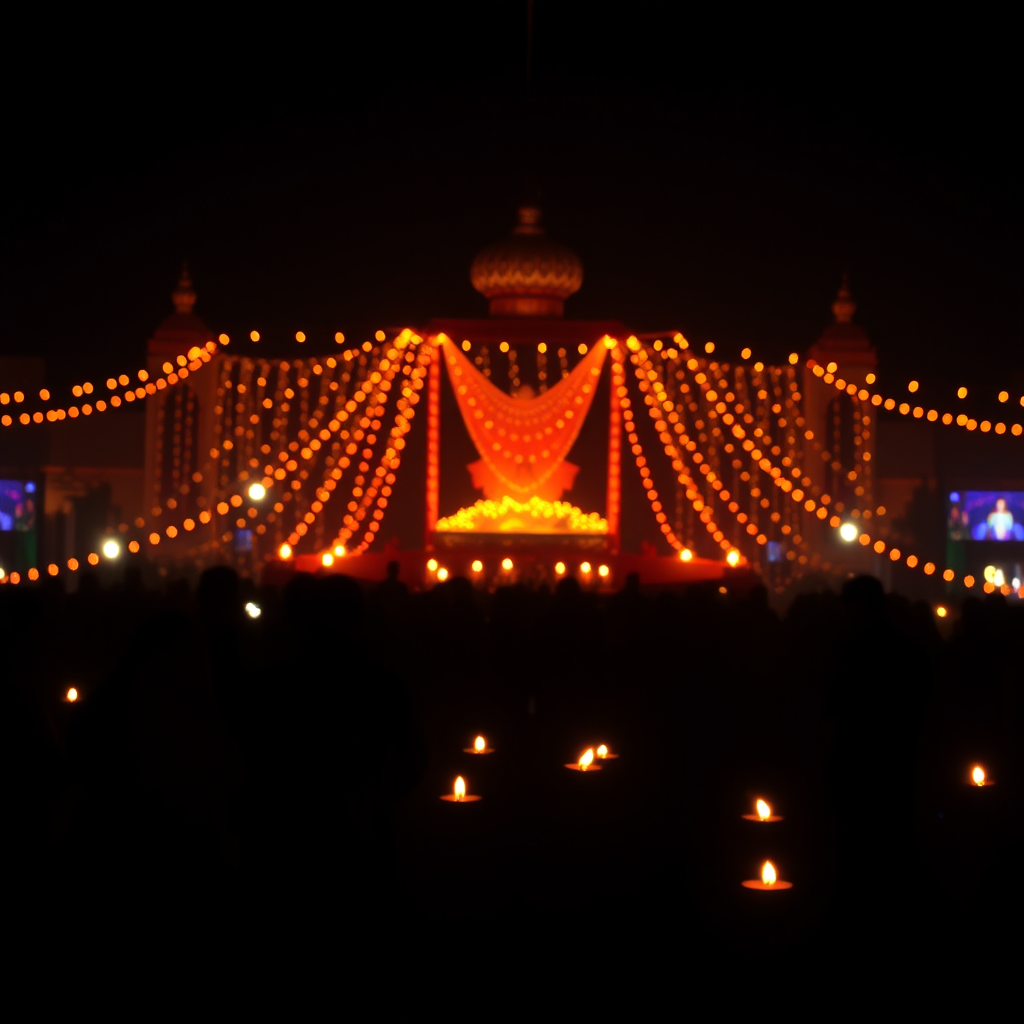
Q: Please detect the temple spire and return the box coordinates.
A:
[172,262,196,314]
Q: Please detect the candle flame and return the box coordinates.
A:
[596,744,609,759]
[579,748,595,770]
[756,798,771,821]
[66,687,78,702]
[474,735,486,752]
[761,861,777,886]
[454,776,466,802]
[971,765,986,786]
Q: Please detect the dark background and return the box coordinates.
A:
[2,4,1020,410]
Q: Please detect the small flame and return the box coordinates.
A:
[66,687,78,702]
[756,798,771,821]
[579,748,595,770]
[596,744,609,759]
[971,765,986,786]
[474,735,486,753]
[454,776,466,802]
[761,861,777,886]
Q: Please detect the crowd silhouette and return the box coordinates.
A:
[3,561,1019,982]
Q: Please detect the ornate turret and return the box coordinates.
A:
[148,263,210,354]
[817,273,870,349]
[471,205,583,317]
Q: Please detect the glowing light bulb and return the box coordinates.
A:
[102,540,120,559]
[279,543,293,560]
[248,482,266,500]
[245,602,261,619]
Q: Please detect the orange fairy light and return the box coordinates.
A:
[554,561,566,575]
[471,559,483,573]
[565,748,602,772]
[501,557,513,571]
[679,548,693,562]
[440,775,481,803]
[742,860,793,891]
[436,567,449,582]
[278,543,293,560]
[742,798,783,823]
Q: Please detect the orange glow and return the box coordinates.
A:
[971,765,986,786]
[957,386,967,399]
[321,552,334,568]
[936,605,948,618]
[471,559,483,573]
[474,736,486,753]
[756,799,771,821]
[726,549,740,567]
[555,561,566,575]
[426,558,438,572]
[454,776,466,802]
[279,543,293,559]
[436,567,449,581]
[680,548,693,562]
[250,331,260,342]
[580,561,592,574]
[598,564,610,578]
[761,861,778,886]
[578,748,595,770]
[66,687,78,702]
[596,744,609,759]
[501,557,513,571]
[295,331,306,343]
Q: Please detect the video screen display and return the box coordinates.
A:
[0,480,37,532]
[948,490,1024,542]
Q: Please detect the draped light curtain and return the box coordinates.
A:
[441,338,608,501]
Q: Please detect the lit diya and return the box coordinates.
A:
[741,860,792,891]
[969,764,995,787]
[64,687,79,703]
[742,798,783,823]
[440,775,481,803]
[595,744,619,761]
[463,735,494,755]
[565,748,602,772]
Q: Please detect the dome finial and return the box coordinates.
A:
[470,205,583,317]
[832,273,856,324]
[173,262,196,314]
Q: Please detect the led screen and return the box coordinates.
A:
[948,490,1024,542]
[0,480,37,532]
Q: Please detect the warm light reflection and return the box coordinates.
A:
[578,748,595,770]
[454,776,466,802]
[756,799,771,821]
[474,736,486,753]
[761,861,778,886]
[971,765,986,786]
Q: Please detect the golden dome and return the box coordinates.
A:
[471,205,583,317]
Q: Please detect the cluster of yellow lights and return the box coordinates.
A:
[435,495,608,534]
[0,343,218,427]
[810,360,1023,437]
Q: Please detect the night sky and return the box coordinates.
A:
[3,6,1020,408]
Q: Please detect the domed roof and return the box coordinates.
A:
[471,205,583,317]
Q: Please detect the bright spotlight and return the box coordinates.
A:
[245,601,262,619]
[838,523,859,543]
[102,539,121,559]
[248,482,267,501]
